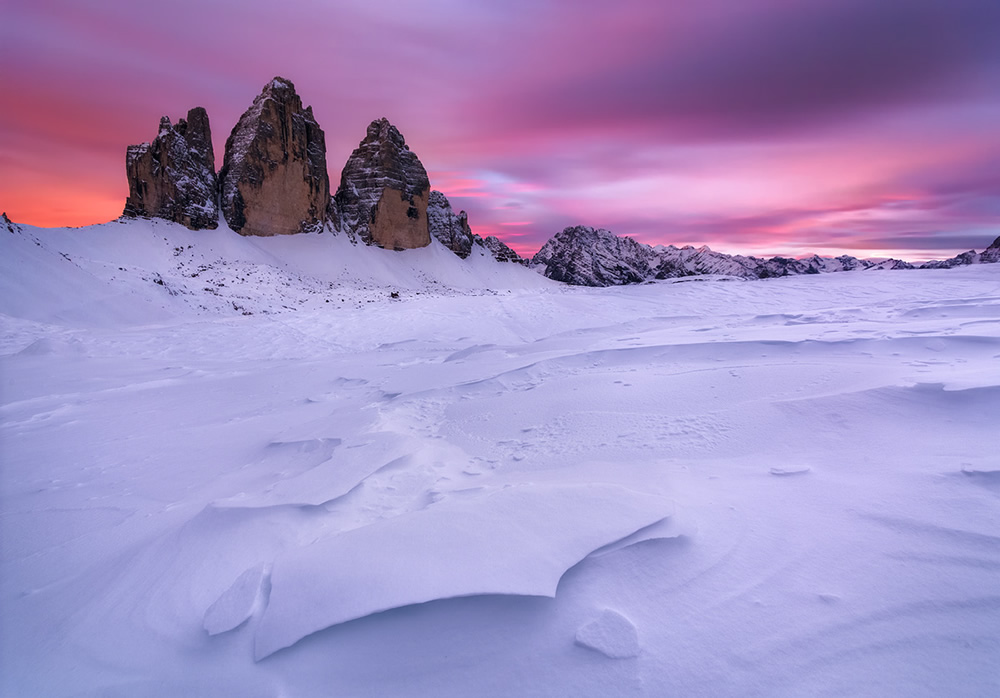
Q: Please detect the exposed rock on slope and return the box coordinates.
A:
[333,118,430,250]
[532,226,918,286]
[985,236,1000,263]
[920,236,1000,268]
[481,235,526,265]
[427,190,475,258]
[427,190,527,264]
[219,77,329,237]
[123,108,218,230]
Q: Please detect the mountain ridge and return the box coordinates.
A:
[531,225,999,286]
[32,73,1000,283]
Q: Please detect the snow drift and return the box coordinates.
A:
[1,217,998,697]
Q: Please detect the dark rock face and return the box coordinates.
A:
[532,226,919,286]
[532,226,655,286]
[481,235,526,264]
[983,236,1000,263]
[2,212,17,234]
[427,190,475,258]
[919,236,1000,268]
[220,77,329,236]
[921,251,977,269]
[123,108,218,230]
[333,118,430,249]
[427,190,528,264]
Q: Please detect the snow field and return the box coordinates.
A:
[1,219,999,696]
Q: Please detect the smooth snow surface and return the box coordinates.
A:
[256,483,671,659]
[203,563,270,636]
[2,219,999,697]
[575,609,641,658]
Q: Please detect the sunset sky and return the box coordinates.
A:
[2,0,998,260]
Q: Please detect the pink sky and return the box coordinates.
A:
[2,0,998,260]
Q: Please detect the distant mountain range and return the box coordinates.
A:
[530,226,1000,286]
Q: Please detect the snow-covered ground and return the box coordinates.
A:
[2,219,999,697]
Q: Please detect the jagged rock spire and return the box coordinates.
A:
[332,118,431,250]
[427,190,526,264]
[219,77,330,236]
[427,190,475,258]
[123,107,218,230]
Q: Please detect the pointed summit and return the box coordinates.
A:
[123,107,218,230]
[219,77,330,236]
[332,118,431,250]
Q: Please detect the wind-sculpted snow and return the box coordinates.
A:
[2,217,999,697]
[254,483,672,659]
[575,609,641,658]
[204,563,270,635]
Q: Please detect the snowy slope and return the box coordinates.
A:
[2,219,999,697]
[0,217,551,328]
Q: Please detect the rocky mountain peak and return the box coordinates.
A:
[122,107,218,230]
[532,225,928,286]
[978,235,1000,263]
[427,190,475,258]
[427,190,527,264]
[332,118,430,250]
[532,226,654,286]
[219,77,329,236]
[365,117,408,150]
[264,76,295,94]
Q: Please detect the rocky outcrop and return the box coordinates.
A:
[532,226,918,286]
[220,77,329,236]
[123,108,218,230]
[333,118,430,250]
[533,226,655,286]
[921,236,1000,268]
[427,190,528,264]
[427,190,475,258]
[481,235,526,265]
[983,236,1000,263]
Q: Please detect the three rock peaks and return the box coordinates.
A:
[123,76,997,282]
[123,76,519,261]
